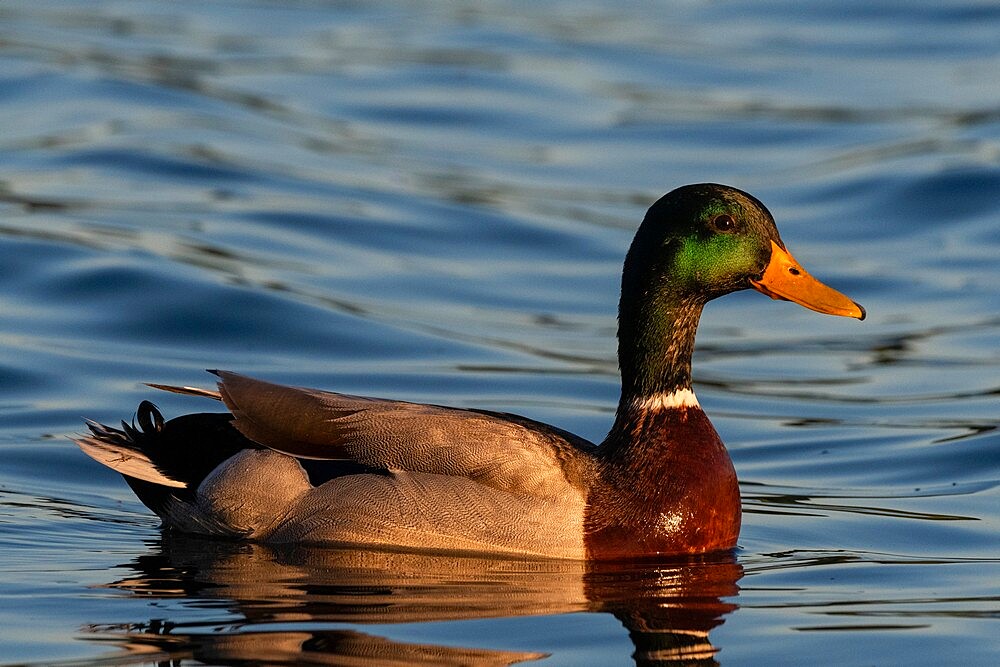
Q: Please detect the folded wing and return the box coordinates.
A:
[211,371,597,500]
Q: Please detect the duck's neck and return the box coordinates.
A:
[604,297,705,454]
[618,295,703,406]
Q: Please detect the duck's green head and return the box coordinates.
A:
[622,183,865,319]
[617,183,864,397]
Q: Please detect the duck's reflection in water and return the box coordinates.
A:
[84,535,742,666]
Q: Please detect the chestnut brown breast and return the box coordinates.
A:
[584,407,740,560]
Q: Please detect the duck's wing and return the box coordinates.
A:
[207,371,597,499]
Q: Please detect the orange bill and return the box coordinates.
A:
[750,240,865,320]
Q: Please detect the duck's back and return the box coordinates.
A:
[215,371,599,499]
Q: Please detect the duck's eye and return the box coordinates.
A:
[710,213,737,232]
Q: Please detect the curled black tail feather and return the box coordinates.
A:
[135,400,164,435]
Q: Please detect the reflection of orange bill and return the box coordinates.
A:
[751,240,865,320]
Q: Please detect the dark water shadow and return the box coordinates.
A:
[71,534,742,666]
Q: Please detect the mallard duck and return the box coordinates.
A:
[77,184,864,560]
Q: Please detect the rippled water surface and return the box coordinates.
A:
[1,1,998,665]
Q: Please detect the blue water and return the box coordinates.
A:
[1,1,998,664]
